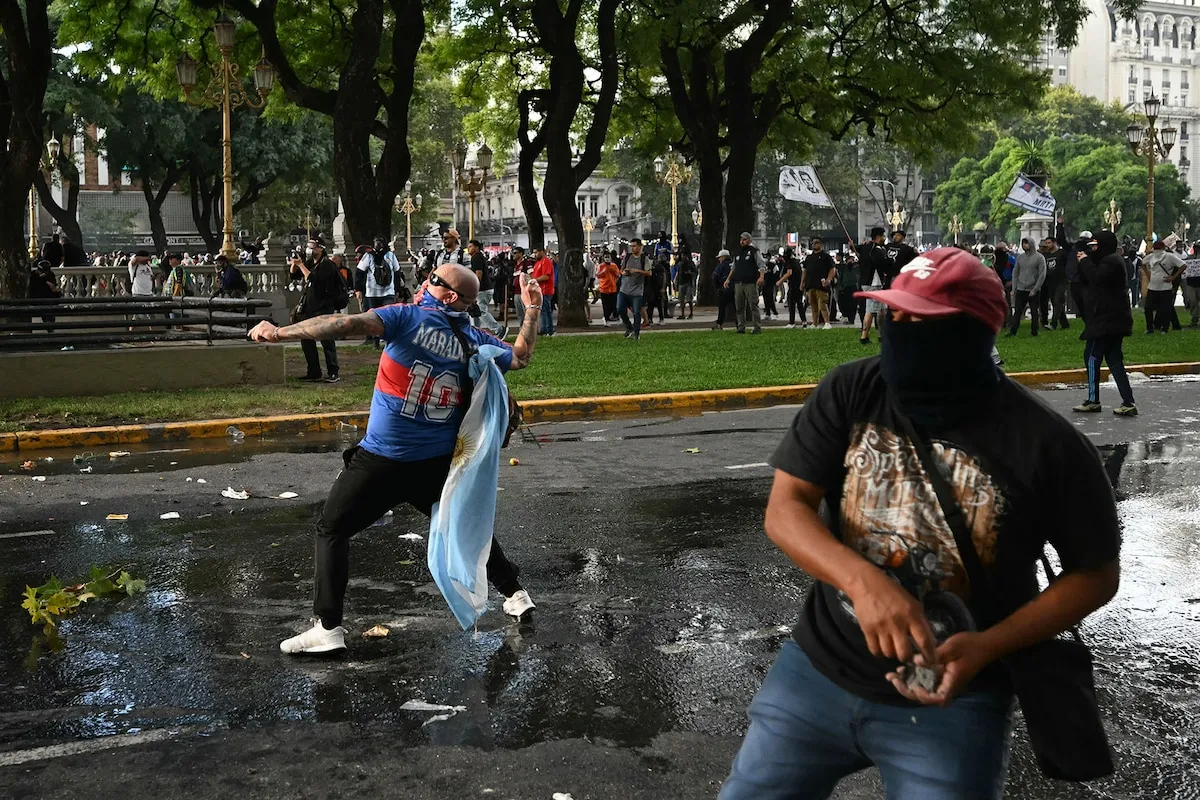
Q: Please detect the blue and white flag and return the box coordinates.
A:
[1003,173,1056,217]
[427,343,511,630]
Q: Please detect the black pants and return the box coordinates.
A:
[1146,289,1176,332]
[761,280,778,316]
[1040,277,1068,329]
[314,446,521,627]
[301,337,339,378]
[837,288,861,325]
[786,284,808,325]
[715,291,735,326]
[1069,282,1086,323]
[1009,290,1038,335]
[600,291,618,321]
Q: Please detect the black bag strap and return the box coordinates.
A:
[444,314,479,360]
[891,406,999,626]
[892,402,1082,642]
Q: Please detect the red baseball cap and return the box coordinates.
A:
[856,247,1008,334]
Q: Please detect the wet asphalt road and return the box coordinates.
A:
[1,375,1199,799]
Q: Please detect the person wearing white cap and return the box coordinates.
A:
[711,249,736,329]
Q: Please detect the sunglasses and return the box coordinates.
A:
[429,271,474,302]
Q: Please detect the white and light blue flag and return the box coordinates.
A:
[427,343,511,630]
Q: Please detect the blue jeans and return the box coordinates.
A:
[616,292,644,334]
[540,294,555,334]
[719,640,1013,800]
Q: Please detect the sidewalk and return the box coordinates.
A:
[531,300,851,336]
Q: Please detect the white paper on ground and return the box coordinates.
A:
[277,492,299,499]
[221,487,250,500]
[399,700,466,714]
[398,533,424,541]
[159,512,181,520]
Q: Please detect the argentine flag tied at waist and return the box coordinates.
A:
[428,343,511,630]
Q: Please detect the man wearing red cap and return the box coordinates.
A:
[719,248,1121,799]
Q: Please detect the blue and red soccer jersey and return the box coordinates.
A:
[361,296,513,461]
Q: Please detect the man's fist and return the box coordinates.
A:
[521,277,543,309]
[248,321,280,342]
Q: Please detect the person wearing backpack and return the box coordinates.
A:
[291,236,345,382]
[355,236,403,348]
[163,253,196,298]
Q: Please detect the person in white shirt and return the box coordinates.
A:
[1142,241,1185,334]
[128,251,156,296]
[355,236,404,348]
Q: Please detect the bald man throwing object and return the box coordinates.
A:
[249,263,544,653]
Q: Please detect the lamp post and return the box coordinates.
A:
[395,180,423,255]
[27,137,60,259]
[176,13,276,260]
[583,216,594,252]
[947,213,962,244]
[1125,94,1177,248]
[692,202,703,228]
[1103,198,1122,232]
[887,200,907,232]
[654,150,691,264]
[449,140,492,242]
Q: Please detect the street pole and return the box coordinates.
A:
[655,151,691,265]
[176,14,275,259]
[1126,95,1176,249]
[451,140,492,245]
[28,185,38,259]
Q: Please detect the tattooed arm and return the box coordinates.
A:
[248,311,384,343]
[507,278,543,371]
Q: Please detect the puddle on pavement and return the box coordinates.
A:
[1,436,1198,799]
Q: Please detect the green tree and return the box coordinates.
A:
[56,0,431,246]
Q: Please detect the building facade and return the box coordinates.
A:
[450,159,643,251]
[1067,0,1199,194]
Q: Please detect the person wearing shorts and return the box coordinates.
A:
[802,238,837,329]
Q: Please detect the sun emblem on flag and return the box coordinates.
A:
[452,431,477,467]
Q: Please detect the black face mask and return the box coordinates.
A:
[879,314,1001,430]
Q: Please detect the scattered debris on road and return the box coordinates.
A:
[221,487,250,500]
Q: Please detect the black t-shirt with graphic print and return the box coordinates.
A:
[769,356,1121,705]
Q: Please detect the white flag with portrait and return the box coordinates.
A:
[779,166,833,208]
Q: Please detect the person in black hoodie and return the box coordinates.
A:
[1073,230,1137,416]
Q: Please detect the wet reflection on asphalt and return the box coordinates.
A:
[1,435,1198,798]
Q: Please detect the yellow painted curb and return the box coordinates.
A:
[4,362,1197,453]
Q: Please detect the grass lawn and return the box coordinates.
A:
[2,311,1196,432]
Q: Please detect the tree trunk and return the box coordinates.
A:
[0,211,30,300]
[141,180,169,255]
[695,156,724,304]
[0,0,53,299]
[516,89,549,250]
[188,167,221,254]
[34,171,83,247]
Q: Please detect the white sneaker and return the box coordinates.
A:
[785,324,795,329]
[502,589,536,619]
[822,323,833,330]
[280,620,347,654]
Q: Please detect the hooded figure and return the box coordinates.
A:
[1079,231,1132,341]
[1073,229,1137,415]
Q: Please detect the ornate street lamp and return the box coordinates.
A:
[583,216,594,252]
[655,149,692,264]
[450,140,491,241]
[177,15,275,261]
[395,180,423,255]
[692,202,702,227]
[887,200,907,232]
[947,213,962,244]
[1103,198,1122,232]
[1126,95,1177,247]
